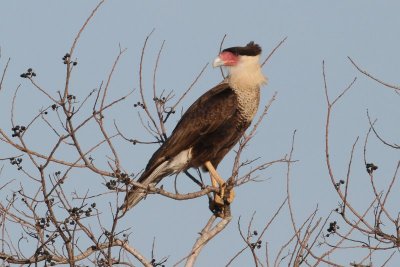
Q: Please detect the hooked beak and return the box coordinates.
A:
[212,56,225,68]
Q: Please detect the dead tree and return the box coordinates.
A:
[0,2,288,266]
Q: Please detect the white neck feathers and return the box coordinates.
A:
[227,55,267,90]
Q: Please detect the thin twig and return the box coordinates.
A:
[348,57,400,91]
[261,37,288,67]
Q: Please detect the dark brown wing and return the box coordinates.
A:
[139,82,237,182]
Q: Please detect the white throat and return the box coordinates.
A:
[227,55,267,90]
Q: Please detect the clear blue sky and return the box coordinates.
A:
[1,1,399,266]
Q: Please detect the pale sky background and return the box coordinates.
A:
[1,1,399,266]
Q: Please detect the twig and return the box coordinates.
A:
[348,57,400,91]
[261,37,288,67]
[218,34,227,79]
[366,110,399,149]
[171,63,209,111]
[0,57,10,93]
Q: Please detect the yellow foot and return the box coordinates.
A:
[225,187,235,204]
[214,194,224,206]
[213,183,226,206]
[209,185,235,218]
[213,184,235,206]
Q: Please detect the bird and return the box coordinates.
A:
[122,41,267,215]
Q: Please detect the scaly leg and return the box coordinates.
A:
[204,161,235,205]
[204,161,224,206]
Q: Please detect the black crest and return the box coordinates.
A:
[222,41,262,56]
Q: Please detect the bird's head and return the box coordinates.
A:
[213,41,267,88]
[212,41,262,68]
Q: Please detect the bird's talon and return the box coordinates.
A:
[220,183,226,198]
[214,194,224,206]
[224,187,235,204]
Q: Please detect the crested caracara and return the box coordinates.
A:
[122,41,267,215]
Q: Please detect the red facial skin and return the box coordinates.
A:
[219,51,239,66]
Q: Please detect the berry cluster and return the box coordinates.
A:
[42,104,59,115]
[35,248,55,266]
[68,203,96,218]
[248,230,262,249]
[106,179,130,190]
[153,96,167,104]
[62,53,78,66]
[107,170,131,189]
[334,207,342,215]
[133,101,145,109]
[53,171,66,185]
[334,179,345,189]
[10,157,23,170]
[45,233,57,244]
[326,221,339,237]
[151,258,166,267]
[11,125,26,137]
[67,94,76,101]
[366,163,378,174]
[20,68,36,78]
[114,170,129,180]
[106,179,118,190]
[36,217,51,230]
[250,240,262,249]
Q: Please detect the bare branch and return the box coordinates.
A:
[348,56,400,91]
[183,215,232,267]
[0,57,10,93]
[261,37,288,67]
